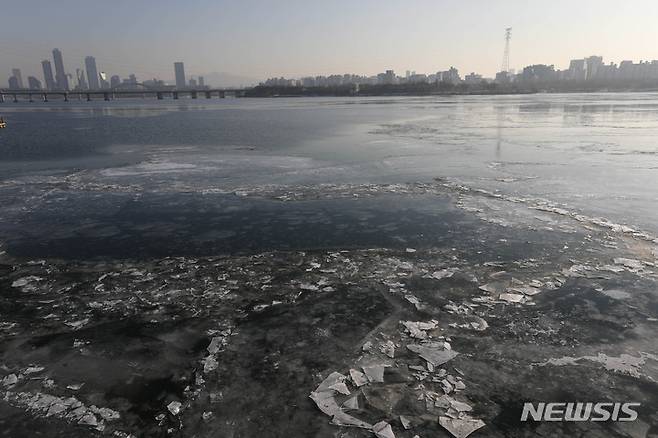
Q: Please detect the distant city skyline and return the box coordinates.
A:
[5,45,658,91]
[2,0,658,83]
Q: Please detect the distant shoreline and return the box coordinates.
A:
[245,84,658,98]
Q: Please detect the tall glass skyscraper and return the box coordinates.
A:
[174,62,186,89]
[52,48,69,90]
[41,60,55,91]
[85,56,100,90]
[11,68,24,89]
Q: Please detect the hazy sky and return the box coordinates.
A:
[2,0,658,84]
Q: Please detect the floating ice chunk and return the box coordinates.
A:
[498,293,525,303]
[380,340,396,358]
[469,316,488,331]
[310,380,372,430]
[350,369,369,387]
[202,356,219,373]
[509,286,541,296]
[23,366,45,375]
[478,282,505,294]
[342,395,361,410]
[407,344,458,366]
[65,318,90,330]
[328,382,351,395]
[450,399,473,412]
[432,268,458,280]
[330,410,373,429]
[404,294,423,310]
[78,413,98,427]
[2,374,18,387]
[614,258,644,270]
[310,390,339,416]
[439,416,485,438]
[373,421,395,438]
[316,372,347,392]
[167,401,182,416]
[207,337,225,355]
[362,365,386,383]
[11,276,43,291]
[402,321,437,340]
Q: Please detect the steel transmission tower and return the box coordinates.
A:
[501,28,512,73]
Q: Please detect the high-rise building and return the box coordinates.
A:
[568,59,586,81]
[76,69,88,90]
[189,78,197,88]
[41,60,56,90]
[99,72,109,89]
[585,56,604,80]
[174,62,186,89]
[85,56,100,90]
[11,68,24,89]
[438,67,461,84]
[110,75,121,88]
[198,76,205,87]
[52,48,69,90]
[27,76,42,90]
[8,76,20,90]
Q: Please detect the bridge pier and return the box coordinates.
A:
[104,92,110,101]
[86,93,91,102]
[0,94,4,103]
[13,94,18,103]
[173,91,179,100]
[219,91,225,98]
[42,93,48,102]
[64,93,69,102]
[191,91,198,99]
[157,92,163,100]
[205,91,211,99]
[29,94,34,103]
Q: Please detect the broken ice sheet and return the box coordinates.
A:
[401,320,437,340]
[207,336,224,354]
[167,401,182,415]
[613,258,645,270]
[404,294,423,310]
[350,368,369,387]
[498,293,525,303]
[478,282,506,294]
[202,355,219,373]
[431,268,458,280]
[508,286,541,296]
[1,374,18,387]
[362,365,386,383]
[315,372,347,392]
[373,421,395,438]
[439,416,485,438]
[407,343,458,366]
[65,318,90,330]
[328,381,351,395]
[380,340,396,358]
[310,372,372,430]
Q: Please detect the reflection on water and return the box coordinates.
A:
[1,93,658,234]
